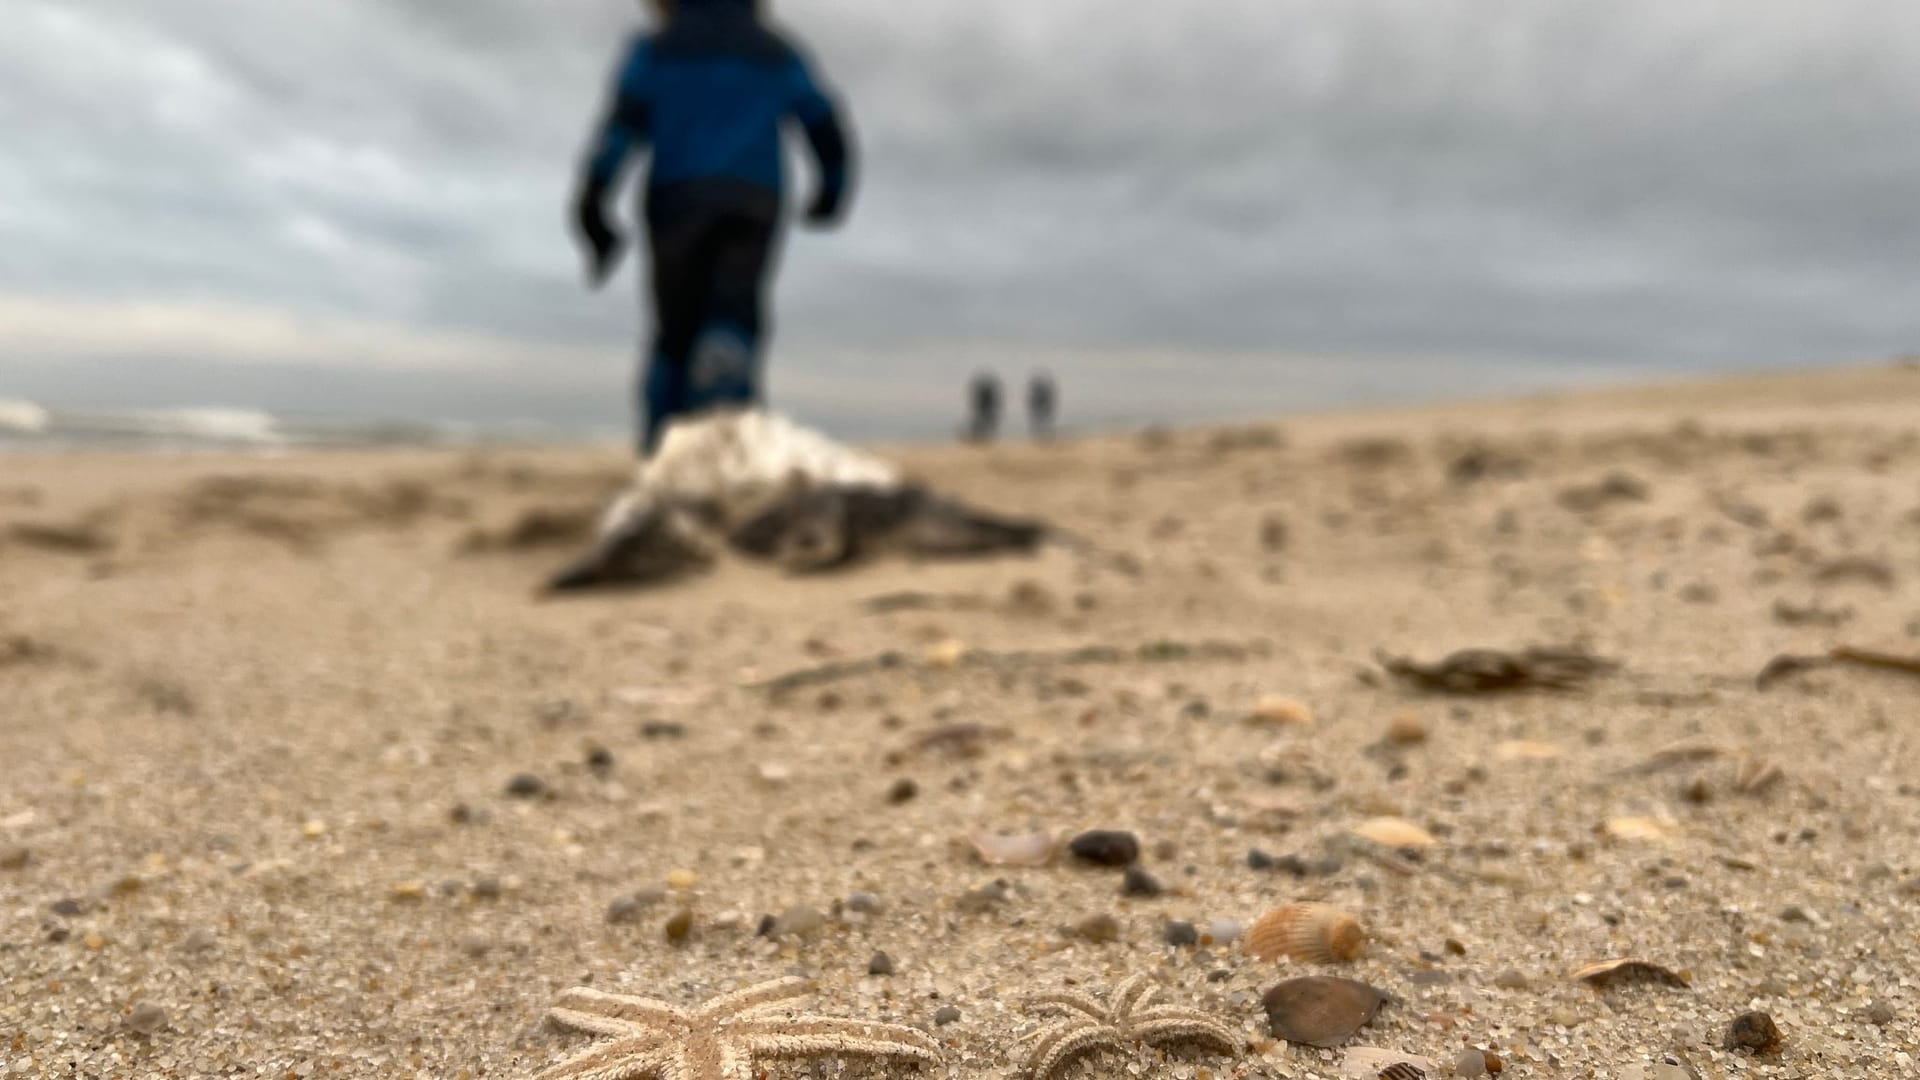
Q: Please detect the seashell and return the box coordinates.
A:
[1493,740,1562,762]
[1340,1048,1439,1080]
[1573,958,1690,989]
[966,828,1056,866]
[1352,817,1437,848]
[1262,976,1393,1048]
[1250,696,1315,726]
[1602,816,1674,842]
[1245,903,1367,964]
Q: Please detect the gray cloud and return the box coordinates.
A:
[2,0,1917,436]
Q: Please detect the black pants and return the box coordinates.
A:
[640,185,782,453]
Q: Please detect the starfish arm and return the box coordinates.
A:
[555,987,692,1032]
[1022,1018,1127,1080]
[548,1007,661,1040]
[1127,1014,1244,1054]
[1023,990,1111,1022]
[733,1014,944,1060]
[697,976,814,1020]
[535,1037,680,1080]
[736,1017,944,1065]
[1109,975,1157,1027]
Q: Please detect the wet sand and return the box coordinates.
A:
[3,363,1919,1078]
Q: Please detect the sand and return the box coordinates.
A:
[2,364,1919,1079]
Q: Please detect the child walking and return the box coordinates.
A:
[573,0,855,453]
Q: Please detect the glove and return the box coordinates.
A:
[572,179,626,287]
[803,185,845,229]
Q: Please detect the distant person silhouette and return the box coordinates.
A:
[573,0,856,454]
[966,372,1002,443]
[1027,372,1057,441]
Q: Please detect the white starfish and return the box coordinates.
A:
[538,976,944,1080]
[1019,975,1242,1079]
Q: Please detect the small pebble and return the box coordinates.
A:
[1867,1001,1896,1026]
[1453,1048,1489,1078]
[125,1001,168,1036]
[773,905,826,939]
[846,891,884,915]
[471,877,504,901]
[666,868,699,890]
[504,773,548,799]
[1726,1010,1783,1054]
[1121,865,1165,897]
[180,928,217,954]
[1163,920,1199,947]
[886,778,919,805]
[1444,938,1468,957]
[1,845,30,869]
[1779,905,1812,923]
[1492,968,1529,990]
[607,895,645,924]
[933,1006,962,1026]
[1070,913,1122,943]
[1068,830,1140,867]
[1205,919,1243,945]
[459,933,491,958]
[586,747,615,773]
[83,931,106,950]
[641,721,687,740]
[50,898,85,917]
[664,909,694,944]
[954,882,1009,914]
[868,951,895,976]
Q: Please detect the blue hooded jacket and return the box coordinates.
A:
[587,0,852,211]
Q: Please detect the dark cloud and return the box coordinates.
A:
[3,0,1917,435]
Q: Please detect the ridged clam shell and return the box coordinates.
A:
[1245,903,1367,963]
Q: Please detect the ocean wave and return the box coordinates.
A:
[0,403,477,452]
[0,398,51,434]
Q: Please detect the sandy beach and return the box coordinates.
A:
[3,364,1919,1079]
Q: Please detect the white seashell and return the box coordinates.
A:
[1352,817,1437,848]
[966,829,1056,866]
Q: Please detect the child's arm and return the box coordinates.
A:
[572,39,655,285]
[784,53,855,227]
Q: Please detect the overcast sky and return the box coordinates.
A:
[3,0,1917,437]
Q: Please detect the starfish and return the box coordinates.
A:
[1019,974,1243,1079]
[537,975,944,1080]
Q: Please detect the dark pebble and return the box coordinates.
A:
[0,845,27,870]
[1726,1011,1783,1054]
[755,914,778,937]
[606,895,644,924]
[1122,866,1165,897]
[664,909,694,944]
[886,778,919,805]
[504,773,548,799]
[1867,1001,1896,1026]
[1068,830,1140,867]
[642,722,687,740]
[586,747,615,773]
[1163,921,1199,947]
[868,951,895,976]
[933,1006,961,1026]
[471,877,503,901]
[50,898,84,917]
